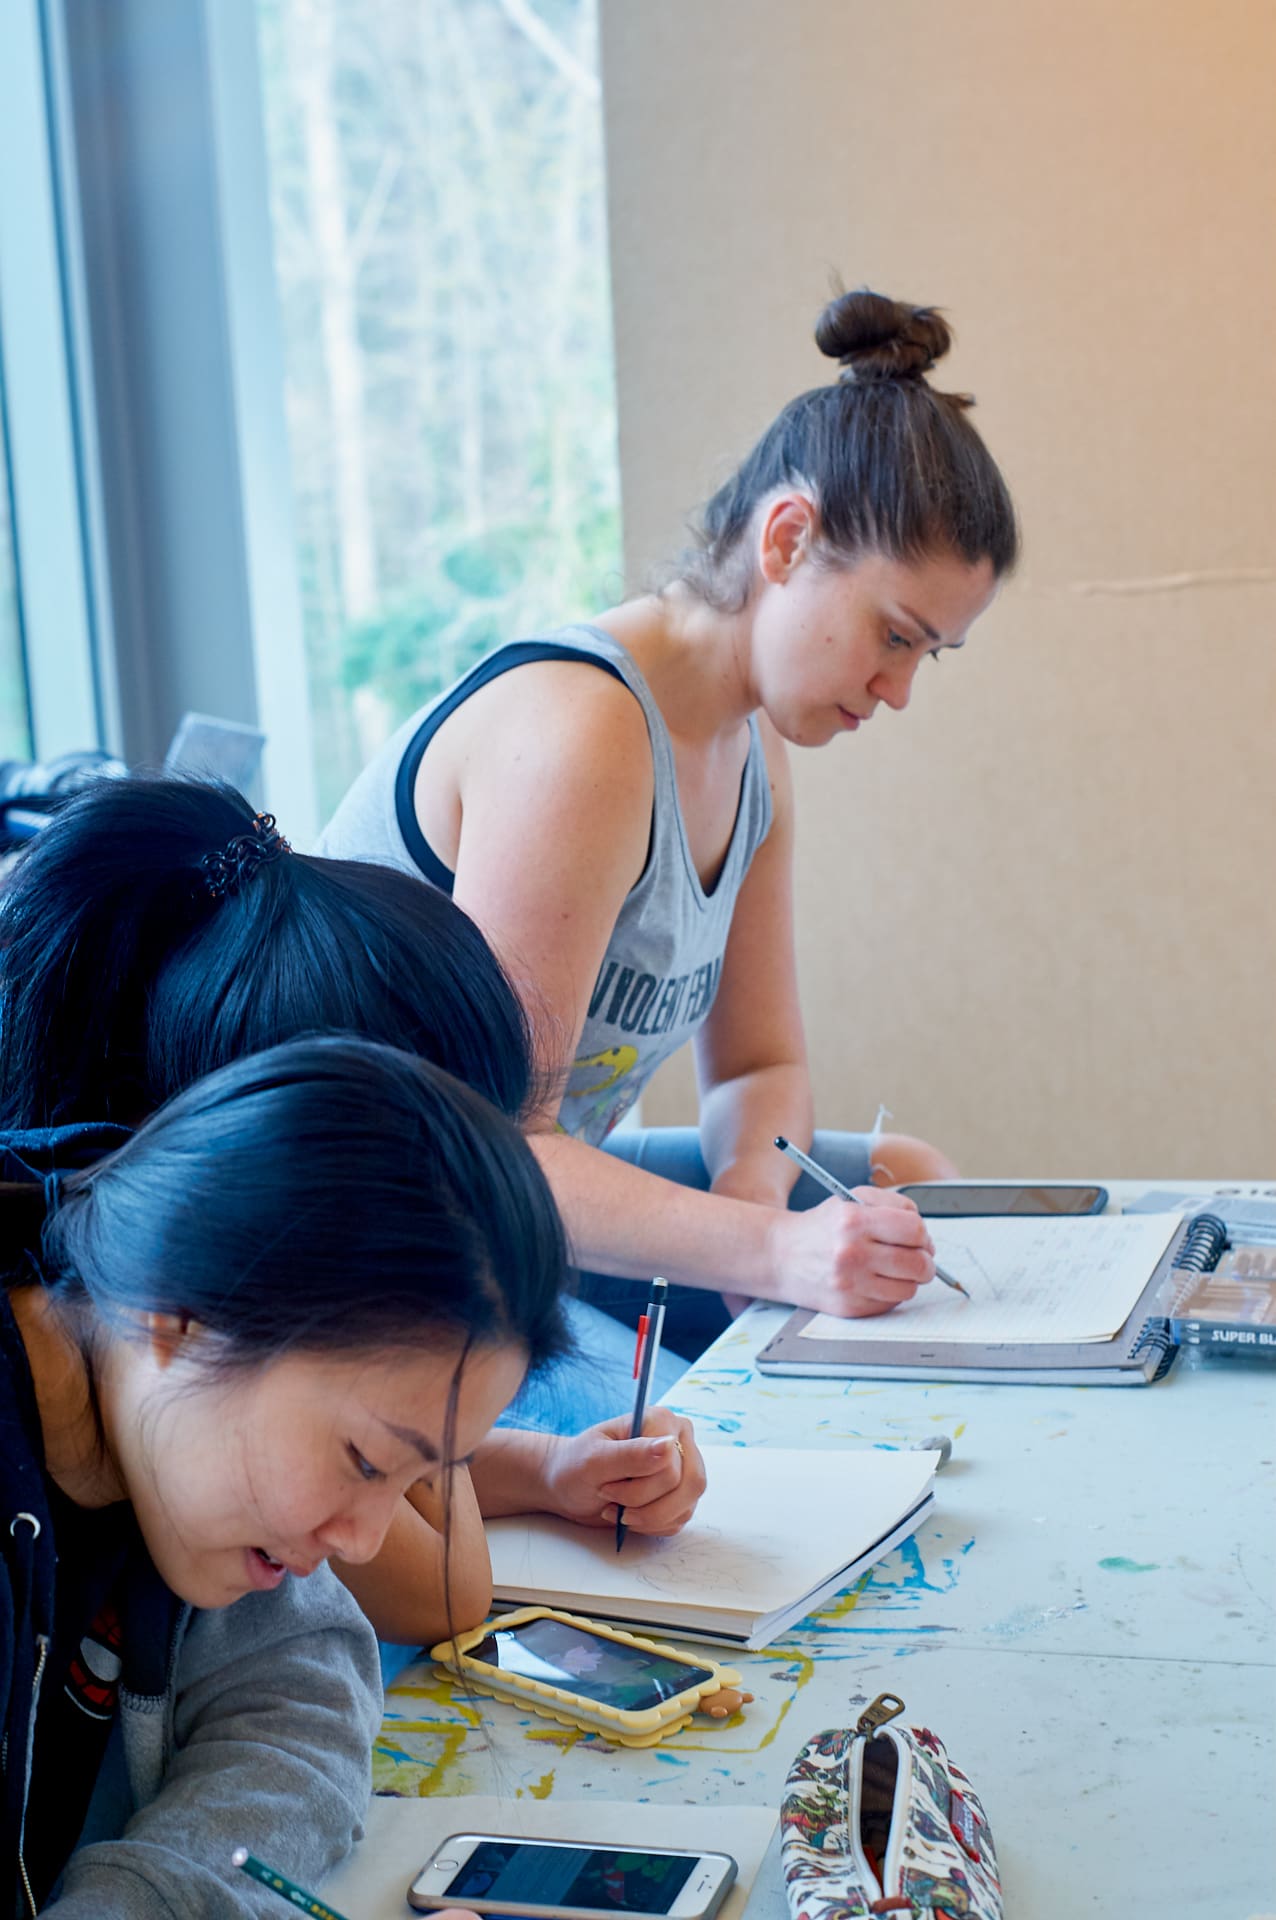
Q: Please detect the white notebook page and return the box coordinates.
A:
[798,1212,1181,1346]
[487,1444,936,1618]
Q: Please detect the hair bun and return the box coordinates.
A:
[815,288,952,383]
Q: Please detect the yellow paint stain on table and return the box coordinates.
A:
[525,1723,590,1754]
[667,1648,816,1757]
[387,1668,484,1722]
[372,1721,476,1798]
[528,1770,556,1799]
[814,1570,874,1624]
[374,1666,490,1797]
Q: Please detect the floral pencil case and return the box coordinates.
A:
[781,1694,1002,1918]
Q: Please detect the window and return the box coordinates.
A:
[0,0,105,768]
[256,0,622,817]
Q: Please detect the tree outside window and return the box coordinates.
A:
[256,0,621,817]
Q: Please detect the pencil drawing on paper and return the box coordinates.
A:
[626,1524,788,1597]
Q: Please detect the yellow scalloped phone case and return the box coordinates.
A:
[431,1605,742,1747]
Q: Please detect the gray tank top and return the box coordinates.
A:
[316,625,774,1144]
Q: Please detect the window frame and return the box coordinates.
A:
[0,0,104,760]
[1,0,318,837]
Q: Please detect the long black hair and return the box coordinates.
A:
[0,775,543,1130]
[676,288,1019,611]
[39,1036,569,1373]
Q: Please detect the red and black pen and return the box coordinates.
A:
[615,1276,668,1554]
[631,1313,650,1380]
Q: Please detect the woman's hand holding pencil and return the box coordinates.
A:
[770,1137,969,1316]
[541,1406,706,1537]
[615,1277,669,1551]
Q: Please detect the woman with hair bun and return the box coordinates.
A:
[0,1035,564,1914]
[320,288,1020,1361]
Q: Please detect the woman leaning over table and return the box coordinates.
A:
[0,1035,564,1915]
[319,287,1020,1364]
[0,777,706,1680]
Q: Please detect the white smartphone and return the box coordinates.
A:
[408,1835,737,1920]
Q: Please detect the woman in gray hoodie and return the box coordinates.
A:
[0,1035,567,1917]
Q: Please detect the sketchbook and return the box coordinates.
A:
[486,1445,937,1650]
[757,1212,1191,1386]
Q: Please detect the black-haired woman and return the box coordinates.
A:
[1,1037,562,1914]
[0,778,705,1669]
[319,290,1019,1357]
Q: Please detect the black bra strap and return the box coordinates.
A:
[393,641,626,890]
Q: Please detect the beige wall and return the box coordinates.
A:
[599,0,1276,1178]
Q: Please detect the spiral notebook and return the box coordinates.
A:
[757,1211,1195,1385]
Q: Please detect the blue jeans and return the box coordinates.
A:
[501,1124,874,1420]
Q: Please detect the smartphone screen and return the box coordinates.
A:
[438,1840,700,1914]
[468,1615,716,1712]
[898,1183,1108,1217]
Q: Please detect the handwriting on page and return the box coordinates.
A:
[799,1213,1181,1345]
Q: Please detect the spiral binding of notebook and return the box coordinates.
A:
[1130,1214,1229,1377]
[1173,1213,1228,1274]
[1129,1318,1178,1379]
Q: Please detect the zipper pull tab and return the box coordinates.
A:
[855,1691,906,1738]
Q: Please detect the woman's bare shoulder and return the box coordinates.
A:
[414,654,654,896]
[466,656,653,806]
[447,653,650,770]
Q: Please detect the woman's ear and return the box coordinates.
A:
[757,494,819,584]
[143,1311,204,1370]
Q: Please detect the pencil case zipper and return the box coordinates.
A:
[846,1693,911,1908]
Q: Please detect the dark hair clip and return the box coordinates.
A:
[201,812,292,901]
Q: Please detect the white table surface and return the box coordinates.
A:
[368,1184,1276,1916]
[321,1798,777,1920]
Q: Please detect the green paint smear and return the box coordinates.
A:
[1099,1556,1159,1573]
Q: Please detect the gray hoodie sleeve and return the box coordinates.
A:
[44,1567,384,1918]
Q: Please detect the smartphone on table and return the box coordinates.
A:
[409,1835,737,1920]
[898,1182,1109,1217]
[431,1610,727,1744]
[456,1612,718,1712]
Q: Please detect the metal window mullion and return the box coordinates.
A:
[0,0,102,759]
[203,0,319,841]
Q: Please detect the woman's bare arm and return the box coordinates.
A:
[332,1467,490,1647]
[442,667,935,1314]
